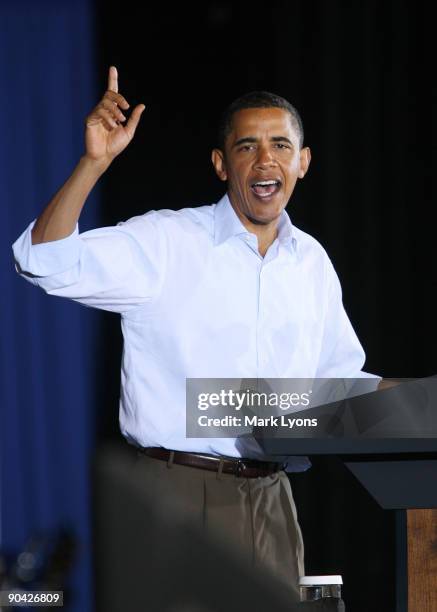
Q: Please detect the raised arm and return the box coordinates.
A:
[31,66,145,245]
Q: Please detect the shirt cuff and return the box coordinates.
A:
[356,371,382,392]
[12,220,83,276]
[357,370,381,379]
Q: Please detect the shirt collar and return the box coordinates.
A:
[214,192,298,253]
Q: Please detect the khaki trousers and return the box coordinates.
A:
[133,452,305,594]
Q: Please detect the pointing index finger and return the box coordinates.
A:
[108,65,118,93]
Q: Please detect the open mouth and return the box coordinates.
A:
[250,179,282,199]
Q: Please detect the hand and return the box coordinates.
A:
[84,66,145,165]
[377,378,400,390]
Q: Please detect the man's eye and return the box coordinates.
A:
[240,145,255,151]
[275,143,289,149]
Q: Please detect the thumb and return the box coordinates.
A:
[125,104,146,140]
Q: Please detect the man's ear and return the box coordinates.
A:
[298,146,311,179]
[211,148,227,181]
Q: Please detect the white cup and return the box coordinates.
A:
[299,575,343,601]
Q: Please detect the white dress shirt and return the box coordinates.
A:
[13,193,377,471]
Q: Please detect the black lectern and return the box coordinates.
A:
[257,378,437,612]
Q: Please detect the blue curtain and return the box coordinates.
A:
[1,2,100,610]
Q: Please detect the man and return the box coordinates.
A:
[12,66,379,595]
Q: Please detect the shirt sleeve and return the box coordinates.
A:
[316,255,380,383]
[12,212,167,313]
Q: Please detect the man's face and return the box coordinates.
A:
[212,107,311,226]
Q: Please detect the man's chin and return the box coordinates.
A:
[228,191,287,226]
[245,210,282,226]
[250,194,288,219]
[247,202,286,225]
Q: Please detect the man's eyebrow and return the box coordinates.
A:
[232,136,293,148]
[271,136,293,145]
[233,137,257,148]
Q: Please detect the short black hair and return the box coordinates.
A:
[217,91,304,151]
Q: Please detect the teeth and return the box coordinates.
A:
[253,180,279,186]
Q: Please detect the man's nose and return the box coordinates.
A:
[254,147,277,168]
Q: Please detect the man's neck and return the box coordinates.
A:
[234,209,279,257]
[255,225,278,257]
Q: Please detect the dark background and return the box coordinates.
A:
[2,1,434,611]
[97,0,434,375]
